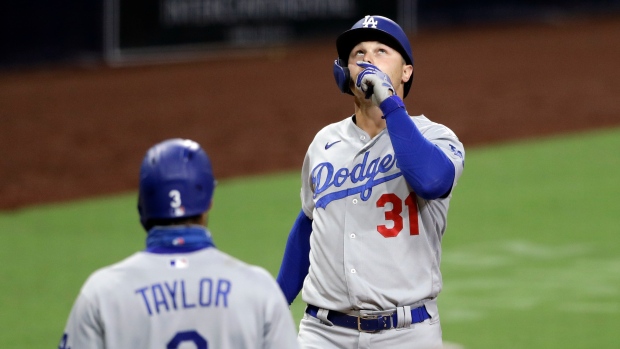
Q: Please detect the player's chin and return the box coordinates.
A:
[350,83,366,98]
[353,92,374,107]
[351,88,365,101]
[348,79,359,93]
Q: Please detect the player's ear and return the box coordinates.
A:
[402,64,413,84]
[199,212,208,226]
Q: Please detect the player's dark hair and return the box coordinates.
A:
[143,215,202,231]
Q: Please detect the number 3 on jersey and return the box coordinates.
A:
[376,192,419,237]
[167,330,207,349]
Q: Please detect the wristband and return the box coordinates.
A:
[380,95,406,118]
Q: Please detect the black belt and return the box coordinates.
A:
[306,304,431,333]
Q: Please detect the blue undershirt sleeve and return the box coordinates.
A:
[276,209,313,305]
[379,95,456,200]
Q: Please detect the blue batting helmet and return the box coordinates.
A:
[333,15,414,97]
[137,138,215,230]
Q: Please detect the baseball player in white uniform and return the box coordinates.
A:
[277,15,465,349]
[59,139,299,349]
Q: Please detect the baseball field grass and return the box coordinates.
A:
[1,127,619,348]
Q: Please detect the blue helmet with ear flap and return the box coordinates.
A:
[333,15,414,97]
[137,138,216,230]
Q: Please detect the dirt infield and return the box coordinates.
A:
[1,16,619,210]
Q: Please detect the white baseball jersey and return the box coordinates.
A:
[59,228,299,349]
[300,114,465,316]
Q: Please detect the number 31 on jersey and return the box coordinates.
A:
[376,192,419,238]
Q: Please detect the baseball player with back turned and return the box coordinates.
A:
[59,138,299,349]
[277,15,465,349]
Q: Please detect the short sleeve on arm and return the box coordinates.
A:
[61,289,104,349]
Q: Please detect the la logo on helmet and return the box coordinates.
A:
[362,15,378,28]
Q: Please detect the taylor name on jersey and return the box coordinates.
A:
[135,277,232,316]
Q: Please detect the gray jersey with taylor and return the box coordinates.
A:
[60,246,299,349]
[300,114,465,314]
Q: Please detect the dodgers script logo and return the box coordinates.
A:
[311,152,402,209]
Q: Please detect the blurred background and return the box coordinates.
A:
[1,1,620,348]
[2,0,619,68]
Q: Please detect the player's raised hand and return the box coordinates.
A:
[355,61,395,106]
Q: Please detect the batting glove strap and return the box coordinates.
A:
[380,95,406,119]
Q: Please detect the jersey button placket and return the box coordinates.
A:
[347,198,359,293]
[342,151,365,307]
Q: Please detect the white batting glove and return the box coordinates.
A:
[355,61,395,106]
